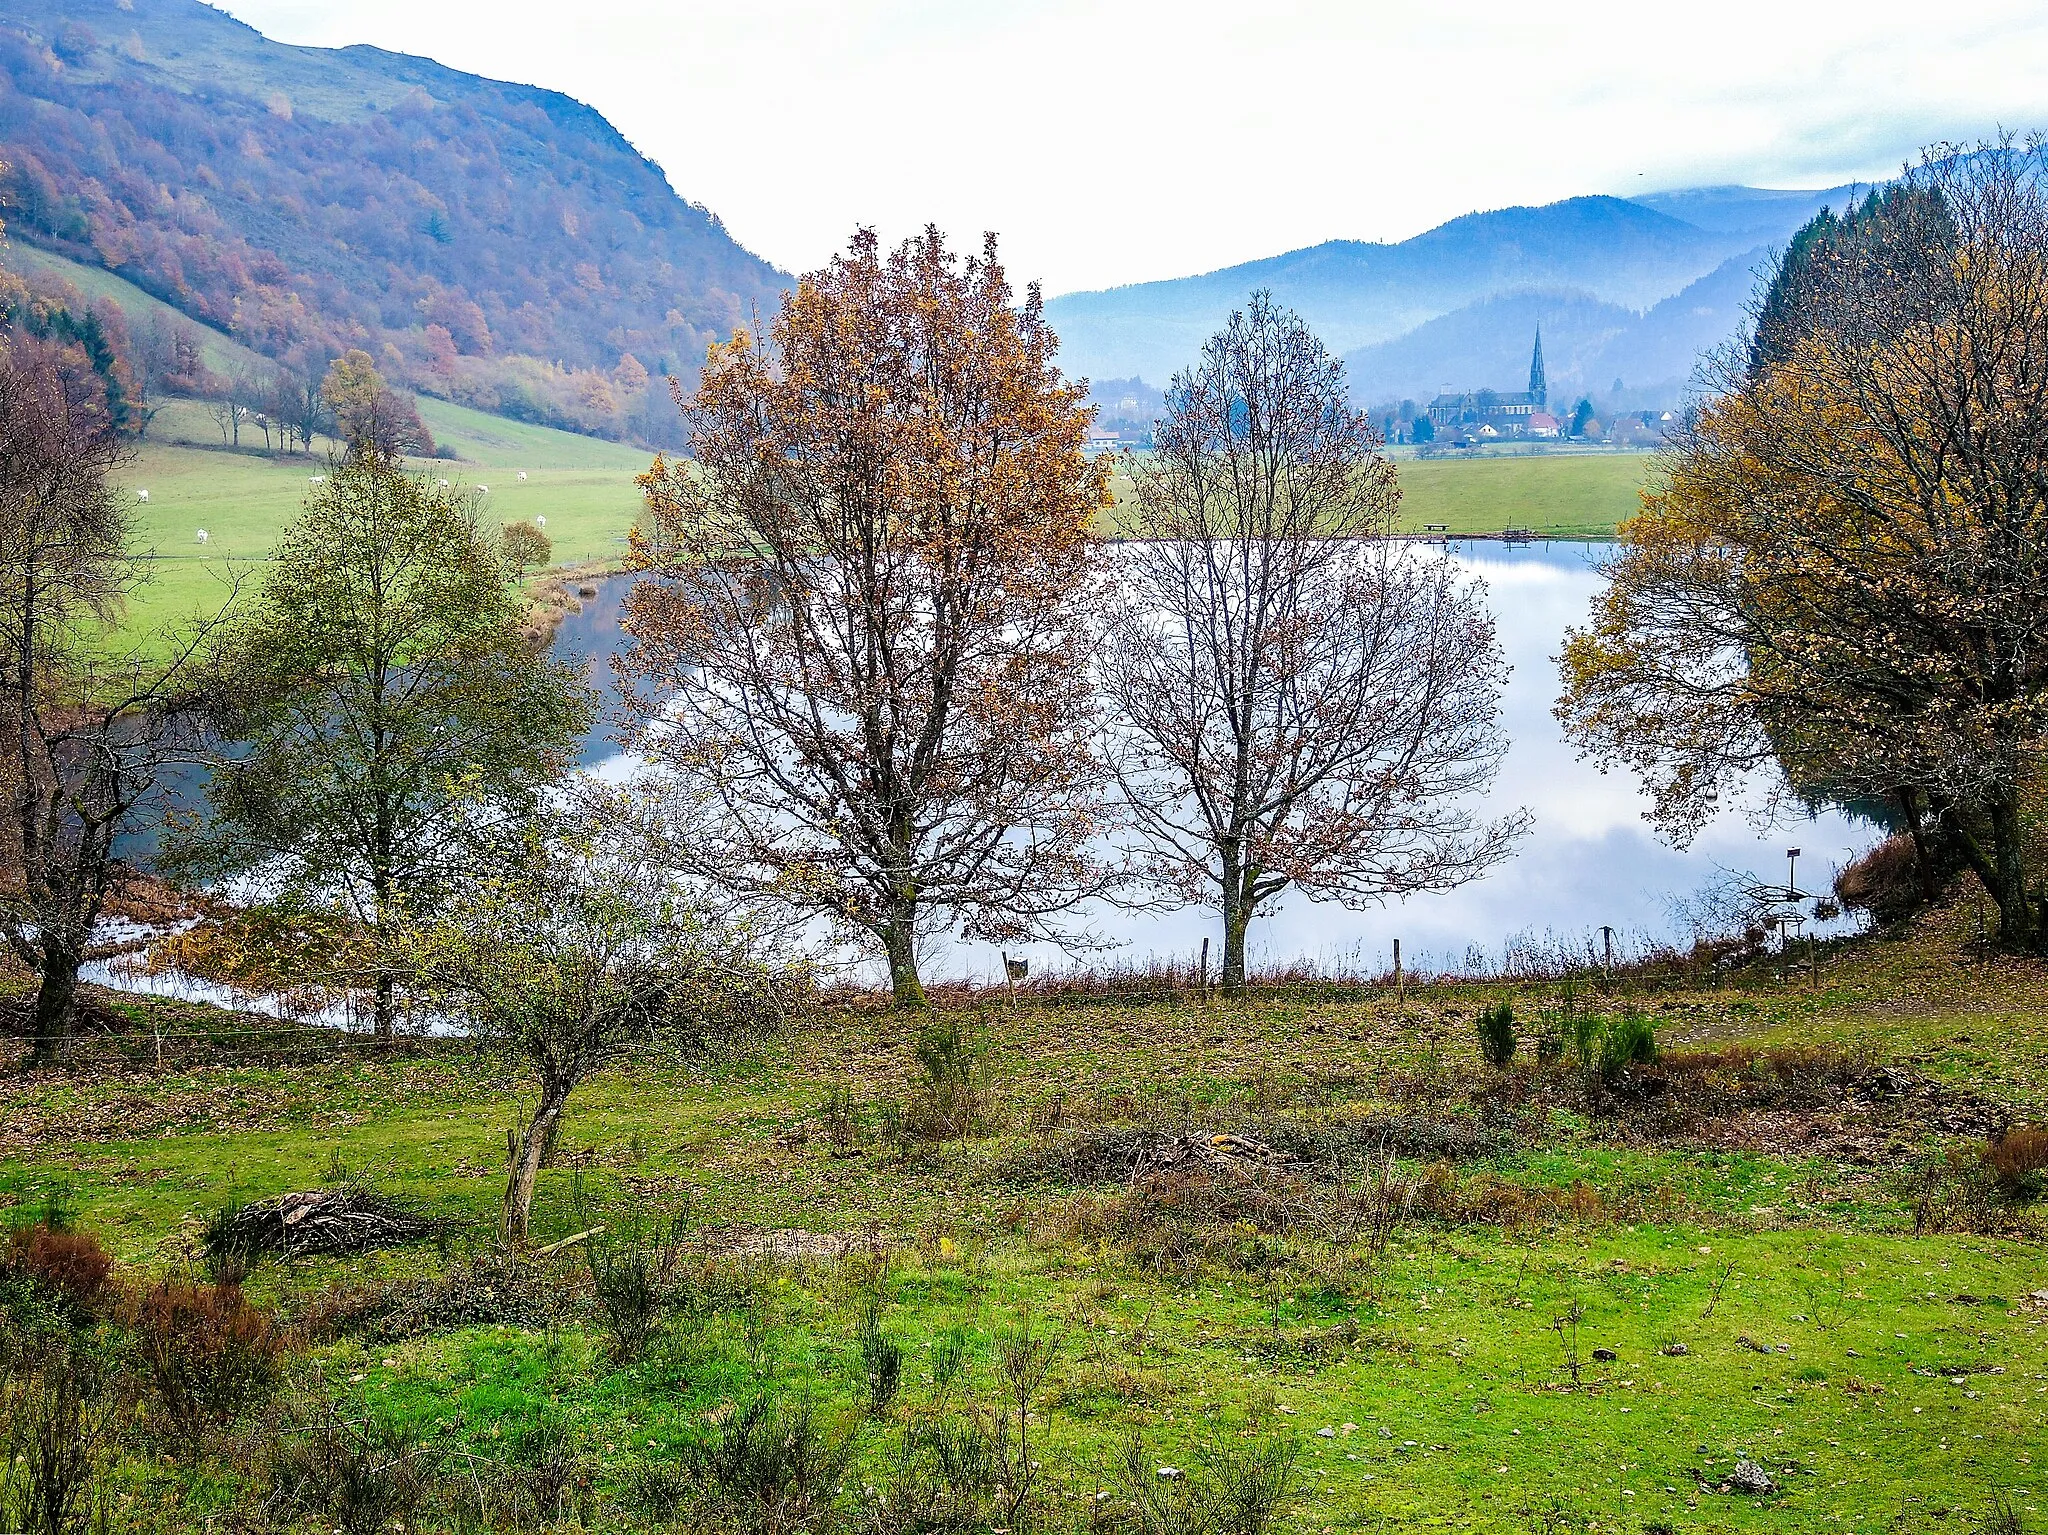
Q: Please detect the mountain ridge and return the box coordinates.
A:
[1046,186,1865,394]
[0,0,786,443]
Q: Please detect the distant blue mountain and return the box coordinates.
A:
[1630,183,1864,238]
[1342,248,1774,408]
[1046,183,1869,393]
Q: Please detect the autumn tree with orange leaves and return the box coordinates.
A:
[1558,140,2048,949]
[619,227,1112,1006]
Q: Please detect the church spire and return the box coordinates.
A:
[1528,328,1547,408]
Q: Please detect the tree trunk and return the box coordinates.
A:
[1988,791,2039,951]
[373,971,397,1046]
[1896,787,1944,907]
[1218,853,1254,996]
[28,945,80,1069]
[502,1079,571,1247]
[882,917,927,1009]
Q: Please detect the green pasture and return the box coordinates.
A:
[3,904,2044,1531]
[112,437,647,641]
[1396,452,1651,539]
[1102,450,1648,541]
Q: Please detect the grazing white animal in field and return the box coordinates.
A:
[308,475,325,485]
[533,515,546,529]
[517,471,528,481]
[439,478,451,489]
[136,488,150,503]
[195,529,209,545]
[475,485,489,494]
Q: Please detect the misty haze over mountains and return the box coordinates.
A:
[1047,184,1866,410]
[0,0,1884,437]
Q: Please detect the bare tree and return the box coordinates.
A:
[270,369,328,455]
[621,227,1111,1006]
[0,339,225,1065]
[1558,139,2048,948]
[1101,294,1525,992]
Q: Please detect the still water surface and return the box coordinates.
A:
[561,545,1869,984]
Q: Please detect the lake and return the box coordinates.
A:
[563,545,1870,985]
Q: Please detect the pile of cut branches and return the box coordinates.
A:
[206,1185,439,1259]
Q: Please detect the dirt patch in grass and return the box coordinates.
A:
[1663,1059,2009,1163]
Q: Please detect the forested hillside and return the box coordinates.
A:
[0,0,786,442]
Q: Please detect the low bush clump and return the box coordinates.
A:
[1120,1429,1301,1535]
[1983,1126,2048,1197]
[636,1395,859,1532]
[1898,1150,2005,1235]
[120,1277,288,1450]
[581,1204,688,1362]
[318,1247,578,1342]
[3,1221,112,1316]
[1476,1002,1516,1067]
[0,1354,115,1535]
[901,1016,986,1142]
[264,1389,429,1535]
[1597,1010,1659,1081]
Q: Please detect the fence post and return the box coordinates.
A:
[1393,938,1402,997]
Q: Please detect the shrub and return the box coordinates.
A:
[857,1293,904,1417]
[1975,1493,2024,1535]
[651,1394,859,1533]
[121,1278,287,1449]
[1983,1126,2048,1197]
[0,1359,113,1535]
[1596,1011,1659,1080]
[582,1204,686,1362]
[854,1407,1008,1535]
[1120,1429,1300,1535]
[904,1017,984,1141]
[265,1391,428,1535]
[1475,1003,1516,1067]
[2,1223,112,1314]
[1834,833,1946,924]
[1900,1150,2004,1235]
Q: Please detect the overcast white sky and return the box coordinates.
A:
[219,0,2048,294]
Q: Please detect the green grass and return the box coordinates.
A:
[112,437,647,641]
[4,910,2044,1531]
[1103,451,1648,541]
[414,396,653,470]
[1395,452,1651,539]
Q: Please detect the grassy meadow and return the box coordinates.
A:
[111,428,1647,647]
[115,404,650,641]
[3,905,2043,1532]
[1395,452,1652,539]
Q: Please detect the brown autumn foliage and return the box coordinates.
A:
[3,1221,113,1310]
[119,1278,288,1448]
[1558,139,2048,950]
[1983,1126,2048,1192]
[620,226,1113,1007]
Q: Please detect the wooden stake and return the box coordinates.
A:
[533,1225,605,1258]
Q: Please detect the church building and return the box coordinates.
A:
[1426,331,1552,437]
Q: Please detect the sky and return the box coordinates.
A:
[218,0,2048,295]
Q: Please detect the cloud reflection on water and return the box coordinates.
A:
[563,543,1872,985]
